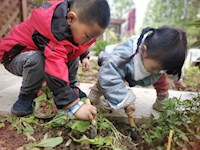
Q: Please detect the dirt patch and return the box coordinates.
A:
[0,123,83,150]
[0,118,137,150]
[0,122,29,150]
[77,60,99,84]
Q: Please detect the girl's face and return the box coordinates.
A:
[142,58,163,74]
[140,45,163,74]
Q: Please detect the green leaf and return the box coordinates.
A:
[21,115,39,125]
[44,113,68,127]
[98,122,112,130]
[23,143,41,150]
[69,120,90,132]
[0,115,8,123]
[34,93,47,102]
[36,137,63,147]
[33,93,47,111]
[72,135,112,146]
[9,117,23,133]
[22,122,34,135]
[175,139,184,148]
[179,133,189,142]
[184,124,195,134]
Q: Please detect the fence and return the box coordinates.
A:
[0,0,38,38]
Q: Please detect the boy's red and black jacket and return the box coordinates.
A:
[0,0,95,108]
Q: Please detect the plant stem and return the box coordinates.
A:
[167,130,174,150]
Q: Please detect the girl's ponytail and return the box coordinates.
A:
[118,27,155,67]
[135,27,155,53]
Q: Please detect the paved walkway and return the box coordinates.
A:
[0,64,197,124]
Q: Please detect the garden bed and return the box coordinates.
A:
[0,95,200,150]
[0,113,137,150]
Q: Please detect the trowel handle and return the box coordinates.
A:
[128,116,135,127]
[85,98,96,125]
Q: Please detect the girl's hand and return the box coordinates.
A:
[124,104,135,118]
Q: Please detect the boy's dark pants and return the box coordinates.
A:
[4,51,85,116]
[5,51,45,95]
[4,51,45,116]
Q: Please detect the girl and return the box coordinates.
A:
[88,26,187,118]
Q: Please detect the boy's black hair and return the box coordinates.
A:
[71,0,110,29]
[141,26,187,79]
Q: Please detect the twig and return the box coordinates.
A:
[167,130,174,150]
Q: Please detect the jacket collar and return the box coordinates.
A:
[133,53,151,81]
[51,0,78,46]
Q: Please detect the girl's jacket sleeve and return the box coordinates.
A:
[98,39,136,109]
[43,41,79,108]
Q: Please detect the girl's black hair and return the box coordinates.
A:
[143,26,187,79]
[118,27,154,67]
[71,0,110,29]
[119,26,187,79]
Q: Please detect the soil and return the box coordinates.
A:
[0,120,137,150]
[77,60,99,84]
[0,122,29,150]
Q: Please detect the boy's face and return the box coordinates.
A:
[67,12,105,45]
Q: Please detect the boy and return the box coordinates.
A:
[0,0,110,121]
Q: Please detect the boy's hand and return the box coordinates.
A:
[82,58,90,72]
[124,104,135,118]
[74,103,97,120]
[174,78,186,91]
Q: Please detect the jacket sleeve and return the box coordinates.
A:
[98,45,136,109]
[43,41,79,108]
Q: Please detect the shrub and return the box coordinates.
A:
[90,40,114,56]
